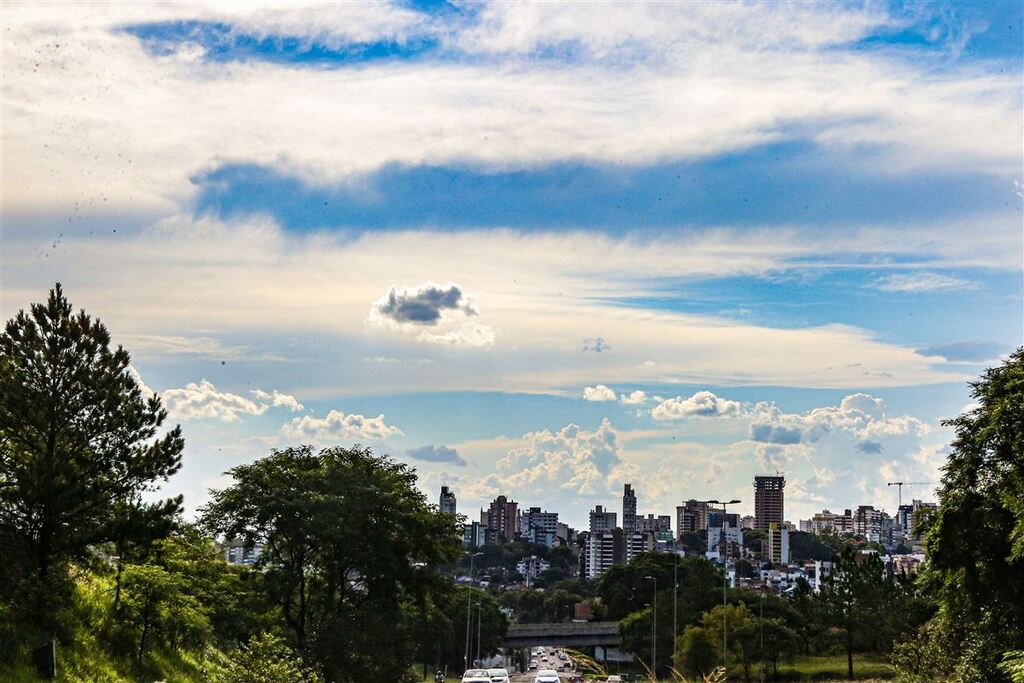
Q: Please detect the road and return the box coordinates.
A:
[508,646,577,682]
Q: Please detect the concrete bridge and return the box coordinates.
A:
[503,621,622,649]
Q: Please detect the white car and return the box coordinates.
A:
[529,660,538,669]
[606,677,623,683]
[535,669,560,683]
[462,670,491,683]
[487,668,511,683]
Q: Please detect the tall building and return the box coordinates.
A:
[589,505,617,533]
[639,514,672,534]
[623,484,638,533]
[584,528,645,579]
[854,504,883,541]
[523,507,559,547]
[676,499,710,536]
[754,474,785,530]
[767,522,790,564]
[439,485,457,515]
[706,517,743,563]
[487,495,520,541]
[463,521,486,547]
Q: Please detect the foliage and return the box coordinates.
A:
[200,445,464,682]
[675,625,716,678]
[819,546,891,680]
[910,348,1024,682]
[1000,651,1024,683]
[0,284,183,637]
[211,633,322,683]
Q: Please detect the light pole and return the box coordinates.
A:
[476,598,483,665]
[707,498,741,672]
[645,575,657,677]
[465,551,483,672]
[673,551,678,658]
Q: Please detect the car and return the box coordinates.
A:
[487,668,511,683]
[461,670,492,683]
[534,670,560,683]
[557,665,565,672]
[606,677,623,683]
[529,660,538,669]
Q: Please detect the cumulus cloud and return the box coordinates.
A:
[405,444,467,467]
[162,379,269,422]
[417,323,495,348]
[371,282,477,326]
[582,385,617,402]
[619,390,649,405]
[872,272,977,292]
[281,409,402,442]
[250,388,304,412]
[491,419,633,497]
[651,391,744,420]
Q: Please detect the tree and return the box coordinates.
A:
[201,445,464,682]
[675,625,716,678]
[0,284,183,634]
[819,545,890,680]
[701,603,756,681]
[911,348,1024,682]
[213,633,323,683]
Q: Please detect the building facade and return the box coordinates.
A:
[523,507,559,547]
[767,522,790,564]
[622,484,638,534]
[589,505,617,533]
[439,485,457,515]
[754,475,786,530]
[584,528,645,579]
[676,499,710,536]
[487,495,520,541]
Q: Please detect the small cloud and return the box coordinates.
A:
[872,272,977,292]
[855,440,884,454]
[406,444,467,466]
[619,390,648,405]
[251,388,304,411]
[582,336,610,352]
[917,340,1003,362]
[749,423,803,444]
[651,391,743,420]
[163,379,268,422]
[281,409,402,442]
[582,384,617,402]
[370,282,477,326]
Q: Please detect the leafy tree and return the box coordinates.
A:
[819,545,890,680]
[0,284,182,635]
[212,632,323,683]
[701,603,756,681]
[201,445,464,682]
[675,625,716,678]
[915,348,1024,682]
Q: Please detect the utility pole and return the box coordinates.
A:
[476,598,482,665]
[464,551,482,672]
[673,551,678,658]
[707,498,741,673]
[645,575,657,676]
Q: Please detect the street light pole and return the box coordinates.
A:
[476,598,483,665]
[645,575,657,676]
[465,551,482,672]
[707,498,741,673]
[673,551,678,660]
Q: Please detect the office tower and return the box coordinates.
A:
[676,499,710,536]
[439,485,457,515]
[589,505,617,533]
[523,507,559,547]
[584,528,645,579]
[623,483,637,533]
[754,474,785,530]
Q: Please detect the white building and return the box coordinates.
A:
[523,507,559,547]
[706,524,743,562]
[767,523,790,565]
[516,555,551,581]
[584,529,645,579]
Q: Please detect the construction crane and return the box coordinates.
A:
[887,481,933,509]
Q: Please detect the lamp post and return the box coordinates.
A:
[673,551,678,658]
[465,551,483,672]
[707,498,741,672]
[645,575,657,676]
[476,598,483,665]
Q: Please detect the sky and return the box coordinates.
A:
[2,0,1022,531]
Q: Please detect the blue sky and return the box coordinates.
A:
[2,0,1021,528]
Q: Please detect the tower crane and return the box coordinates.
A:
[887,481,933,509]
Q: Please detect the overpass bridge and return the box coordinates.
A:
[503,621,621,649]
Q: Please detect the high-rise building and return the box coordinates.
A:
[676,499,710,536]
[623,484,638,533]
[706,517,743,563]
[487,495,520,541]
[767,522,790,564]
[523,507,559,547]
[639,514,672,534]
[754,475,785,530]
[463,521,486,547]
[589,505,617,533]
[584,528,645,579]
[439,485,457,515]
[853,505,884,542]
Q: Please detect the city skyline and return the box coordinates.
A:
[3,1,1021,530]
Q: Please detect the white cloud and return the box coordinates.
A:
[872,272,978,292]
[582,385,617,402]
[491,419,633,497]
[250,388,304,412]
[417,323,496,348]
[651,391,744,420]
[280,409,403,443]
[619,390,649,405]
[162,379,268,422]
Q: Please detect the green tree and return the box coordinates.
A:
[819,545,890,680]
[201,445,464,682]
[675,625,716,678]
[701,603,756,681]
[0,284,183,636]
[213,632,323,683]
[914,348,1024,682]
